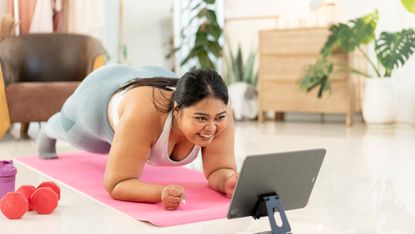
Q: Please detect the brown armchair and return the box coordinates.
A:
[0,33,106,138]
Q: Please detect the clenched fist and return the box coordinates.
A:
[161,185,186,211]
[224,172,239,198]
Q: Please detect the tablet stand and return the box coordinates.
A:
[253,192,292,234]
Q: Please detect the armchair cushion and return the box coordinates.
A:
[6,82,79,122]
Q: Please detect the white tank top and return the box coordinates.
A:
[110,91,200,166]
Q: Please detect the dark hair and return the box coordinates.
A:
[115,68,228,113]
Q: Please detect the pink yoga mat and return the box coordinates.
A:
[15,152,230,226]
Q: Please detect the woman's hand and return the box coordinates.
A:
[161,185,186,211]
[224,172,239,198]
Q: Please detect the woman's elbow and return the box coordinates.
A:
[103,176,118,199]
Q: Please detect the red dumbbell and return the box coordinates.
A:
[37,181,60,200]
[0,181,61,218]
[16,185,36,211]
[29,181,61,214]
[0,192,28,219]
[30,187,58,214]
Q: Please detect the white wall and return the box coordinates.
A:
[103,0,120,63]
[102,1,415,76]
[223,0,338,79]
[122,0,174,69]
[224,0,338,55]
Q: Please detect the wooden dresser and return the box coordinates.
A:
[258,27,363,125]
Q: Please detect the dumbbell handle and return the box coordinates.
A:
[16,185,36,211]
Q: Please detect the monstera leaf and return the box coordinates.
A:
[375,28,415,77]
[320,23,345,58]
[320,11,378,58]
[351,10,379,44]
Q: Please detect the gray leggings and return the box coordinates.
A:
[44,64,176,153]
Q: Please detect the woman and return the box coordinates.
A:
[38,64,238,211]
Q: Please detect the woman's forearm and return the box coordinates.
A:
[207,168,237,194]
[110,178,165,203]
[109,168,237,202]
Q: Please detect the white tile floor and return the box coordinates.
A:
[1,119,415,234]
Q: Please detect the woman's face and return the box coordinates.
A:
[175,97,229,147]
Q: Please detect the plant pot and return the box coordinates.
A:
[228,82,258,120]
[362,78,398,124]
[396,77,415,125]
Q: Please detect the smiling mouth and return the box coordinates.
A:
[198,133,214,140]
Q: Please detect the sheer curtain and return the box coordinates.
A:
[19,0,36,33]
[0,0,11,16]
[67,0,104,40]
[29,0,53,33]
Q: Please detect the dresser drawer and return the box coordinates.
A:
[258,80,350,113]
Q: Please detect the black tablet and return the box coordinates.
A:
[227,148,326,219]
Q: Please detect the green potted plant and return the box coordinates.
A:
[225,44,258,120]
[299,10,415,124]
[168,0,222,70]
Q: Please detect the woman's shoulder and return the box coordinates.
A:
[124,86,172,113]
[119,86,172,140]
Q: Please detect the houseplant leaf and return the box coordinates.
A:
[203,0,216,4]
[181,47,202,66]
[225,43,258,85]
[351,10,378,44]
[165,46,181,59]
[226,45,237,84]
[375,28,415,77]
[235,46,244,82]
[321,24,343,58]
[244,51,256,85]
[225,56,236,85]
[206,24,221,40]
[299,58,333,98]
[339,11,378,52]
[198,50,215,68]
[205,9,218,23]
[321,11,378,57]
[207,40,222,57]
[195,29,208,46]
[191,2,202,11]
